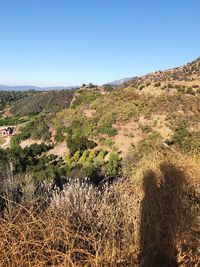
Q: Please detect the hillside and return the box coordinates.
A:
[10,89,75,116]
[0,58,199,266]
[118,57,200,95]
[1,58,200,162]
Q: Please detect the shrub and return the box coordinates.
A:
[186,87,195,95]
[96,150,106,163]
[71,91,101,109]
[78,150,89,164]
[99,137,114,148]
[177,87,186,93]
[139,84,145,90]
[65,153,73,166]
[10,135,21,148]
[172,121,200,152]
[140,124,152,133]
[87,150,97,163]
[154,82,161,87]
[55,127,65,143]
[73,151,81,162]
[0,137,5,146]
[105,152,121,176]
[98,122,117,136]
[67,134,96,155]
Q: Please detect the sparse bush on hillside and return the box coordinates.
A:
[18,116,52,142]
[177,87,186,93]
[172,121,200,153]
[54,126,66,143]
[154,81,161,87]
[105,151,121,176]
[71,91,101,109]
[98,121,117,136]
[139,84,145,90]
[167,83,173,88]
[186,87,195,95]
[140,124,153,133]
[10,135,22,148]
[0,137,5,145]
[102,84,114,92]
[98,137,115,148]
[146,82,151,86]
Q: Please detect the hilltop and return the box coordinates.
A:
[118,57,200,93]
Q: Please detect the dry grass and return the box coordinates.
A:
[0,137,6,146]
[0,151,199,266]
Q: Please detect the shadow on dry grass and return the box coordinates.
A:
[0,153,199,266]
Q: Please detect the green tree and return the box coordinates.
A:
[105,152,120,176]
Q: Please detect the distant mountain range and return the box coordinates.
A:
[0,85,78,91]
[2,57,200,91]
[107,77,135,85]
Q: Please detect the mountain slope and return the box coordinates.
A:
[119,57,200,90]
[107,77,135,85]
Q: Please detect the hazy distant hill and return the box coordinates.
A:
[0,84,78,91]
[107,77,135,85]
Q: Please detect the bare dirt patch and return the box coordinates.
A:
[112,114,173,157]
[20,139,44,149]
[113,120,143,156]
[47,142,68,158]
[83,109,96,118]
[138,114,172,139]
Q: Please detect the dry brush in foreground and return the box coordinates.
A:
[0,151,199,267]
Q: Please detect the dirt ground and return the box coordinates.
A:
[20,139,44,148]
[47,141,68,158]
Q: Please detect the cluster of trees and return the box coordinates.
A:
[0,143,69,212]
[64,149,121,184]
[0,143,54,176]
[0,141,121,211]
[97,121,118,136]
[66,119,97,154]
[0,90,38,111]
[11,90,75,116]
[0,116,28,126]
[71,90,101,109]
[10,116,52,147]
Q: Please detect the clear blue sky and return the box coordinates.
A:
[0,0,200,86]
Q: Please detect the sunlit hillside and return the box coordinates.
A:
[0,57,199,266]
